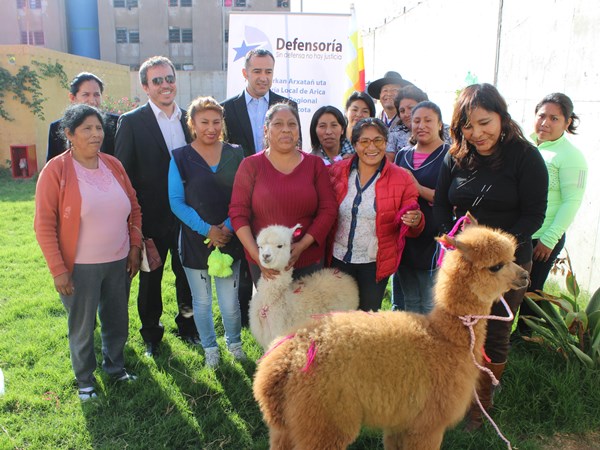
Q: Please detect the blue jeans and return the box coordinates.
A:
[183,260,242,349]
[395,266,436,314]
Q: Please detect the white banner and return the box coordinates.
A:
[226,12,351,151]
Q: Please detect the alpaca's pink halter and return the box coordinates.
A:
[436,214,472,267]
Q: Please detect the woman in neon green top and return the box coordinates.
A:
[528,93,587,292]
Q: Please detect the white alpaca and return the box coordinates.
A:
[249,224,359,349]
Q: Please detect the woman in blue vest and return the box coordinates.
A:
[168,96,246,368]
[393,101,449,314]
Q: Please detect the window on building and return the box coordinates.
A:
[126,0,138,7]
[168,0,178,6]
[20,30,44,45]
[33,31,44,44]
[113,0,125,7]
[16,0,25,9]
[277,0,289,7]
[181,29,193,43]
[180,0,192,6]
[168,28,181,43]
[129,30,139,43]
[224,29,229,43]
[116,28,128,43]
[235,0,246,6]
[29,0,41,8]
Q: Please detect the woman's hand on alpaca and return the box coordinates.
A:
[259,264,280,280]
[127,245,142,279]
[286,234,315,270]
[533,241,553,262]
[54,272,74,296]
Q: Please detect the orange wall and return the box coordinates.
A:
[0,45,129,172]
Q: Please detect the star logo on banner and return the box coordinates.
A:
[232,40,260,62]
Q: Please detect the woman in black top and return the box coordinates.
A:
[433,84,548,430]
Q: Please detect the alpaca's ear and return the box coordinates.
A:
[290,223,303,243]
[453,238,475,262]
[465,211,478,227]
[436,234,456,249]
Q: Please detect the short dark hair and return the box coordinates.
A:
[351,117,388,146]
[535,92,579,134]
[450,83,529,169]
[309,106,347,151]
[60,104,105,144]
[70,72,104,96]
[139,56,176,86]
[244,48,275,70]
[345,91,376,118]
[394,85,428,113]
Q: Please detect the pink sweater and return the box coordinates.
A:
[35,151,142,277]
[229,151,337,268]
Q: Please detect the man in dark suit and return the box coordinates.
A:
[115,56,197,357]
[46,72,119,162]
[221,48,299,326]
[222,48,299,157]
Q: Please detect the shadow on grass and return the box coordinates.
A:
[77,336,258,449]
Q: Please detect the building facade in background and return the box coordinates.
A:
[0,0,290,70]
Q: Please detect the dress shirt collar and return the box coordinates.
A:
[244,89,270,106]
[148,99,181,121]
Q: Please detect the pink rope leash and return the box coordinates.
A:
[258,333,295,362]
[436,215,472,267]
[459,296,514,450]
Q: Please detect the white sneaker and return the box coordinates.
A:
[204,347,220,368]
[228,342,247,361]
[78,387,98,402]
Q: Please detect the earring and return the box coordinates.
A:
[500,132,506,143]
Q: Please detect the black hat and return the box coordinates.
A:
[367,71,412,99]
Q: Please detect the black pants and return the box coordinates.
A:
[529,234,566,292]
[518,235,565,334]
[137,225,196,344]
[485,261,532,363]
[331,258,389,312]
[237,258,253,327]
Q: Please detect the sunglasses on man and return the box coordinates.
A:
[151,75,176,86]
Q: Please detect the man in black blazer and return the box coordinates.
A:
[222,48,299,158]
[221,48,299,327]
[46,72,119,162]
[115,56,197,356]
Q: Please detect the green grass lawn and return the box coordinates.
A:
[0,171,598,449]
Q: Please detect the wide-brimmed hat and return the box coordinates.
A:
[367,71,412,99]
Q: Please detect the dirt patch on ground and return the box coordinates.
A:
[538,432,600,450]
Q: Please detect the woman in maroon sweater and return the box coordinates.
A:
[229,103,337,282]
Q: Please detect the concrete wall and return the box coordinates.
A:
[130,70,227,110]
[496,0,600,291]
[0,45,129,172]
[362,0,600,291]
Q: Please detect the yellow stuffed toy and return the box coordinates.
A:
[204,238,234,278]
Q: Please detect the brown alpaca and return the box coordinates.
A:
[253,224,529,450]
